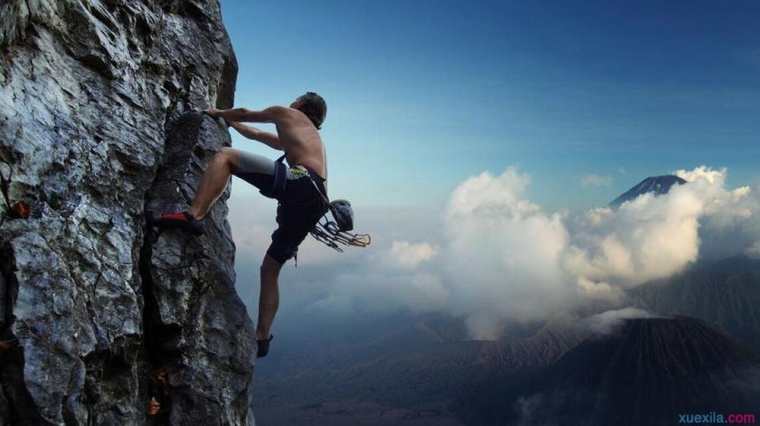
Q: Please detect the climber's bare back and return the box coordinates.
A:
[274,107,327,180]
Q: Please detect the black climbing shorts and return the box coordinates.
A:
[231,150,328,264]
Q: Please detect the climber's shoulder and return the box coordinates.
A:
[262,105,290,117]
[238,106,310,129]
[267,105,307,122]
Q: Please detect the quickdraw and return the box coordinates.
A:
[310,215,371,252]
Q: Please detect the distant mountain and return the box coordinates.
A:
[609,174,686,207]
[457,317,760,426]
[629,255,760,352]
[542,317,758,425]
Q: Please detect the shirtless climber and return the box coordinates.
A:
[154,92,329,358]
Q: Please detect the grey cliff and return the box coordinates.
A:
[0,0,256,424]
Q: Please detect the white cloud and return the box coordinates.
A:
[747,241,760,259]
[441,166,759,337]
[581,307,661,335]
[581,174,613,188]
[385,241,438,269]
[228,166,760,340]
[674,165,724,184]
[441,168,574,338]
[310,250,449,316]
[575,277,625,303]
[564,185,704,290]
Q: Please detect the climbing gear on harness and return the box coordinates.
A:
[326,199,354,231]
[273,154,372,252]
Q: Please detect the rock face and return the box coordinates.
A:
[0,1,256,424]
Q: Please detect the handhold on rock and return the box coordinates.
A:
[0,339,17,351]
[201,110,230,127]
[10,201,31,219]
[0,169,27,219]
[151,367,169,387]
[147,397,161,416]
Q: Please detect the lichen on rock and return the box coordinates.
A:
[0,1,255,424]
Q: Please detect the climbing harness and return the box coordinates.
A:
[274,154,371,252]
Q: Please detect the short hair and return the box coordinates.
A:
[295,92,327,129]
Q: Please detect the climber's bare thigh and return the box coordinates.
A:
[220,147,242,173]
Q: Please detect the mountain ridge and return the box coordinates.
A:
[457,316,760,426]
[610,174,687,207]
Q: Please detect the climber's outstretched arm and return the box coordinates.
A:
[206,106,287,124]
[228,121,283,150]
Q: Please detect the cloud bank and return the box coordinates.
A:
[580,308,661,335]
[229,166,760,339]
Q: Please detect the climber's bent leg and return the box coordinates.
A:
[256,253,283,357]
[188,147,240,220]
[153,148,240,235]
[226,150,281,198]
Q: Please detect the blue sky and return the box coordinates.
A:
[219,0,760,211]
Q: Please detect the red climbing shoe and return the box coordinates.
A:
[152,211,204,236]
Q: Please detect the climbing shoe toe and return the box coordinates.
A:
[152,211,204,236]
